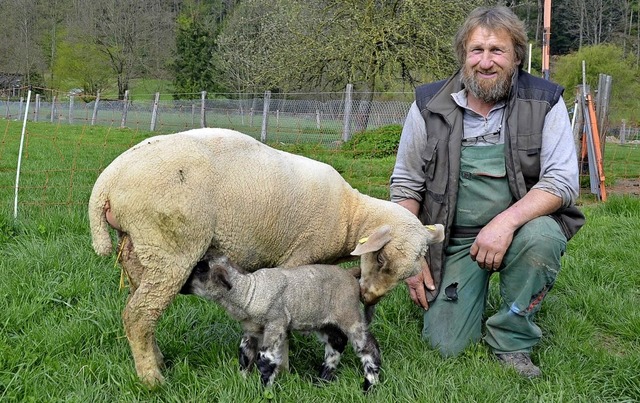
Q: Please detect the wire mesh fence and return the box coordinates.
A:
[0,89,415,145]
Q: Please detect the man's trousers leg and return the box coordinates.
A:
[422,216,566,356]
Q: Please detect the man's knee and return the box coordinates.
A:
[510,216,567,260]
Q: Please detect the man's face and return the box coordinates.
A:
[461,26,520,104]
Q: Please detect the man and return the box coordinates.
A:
[390,6,584,378]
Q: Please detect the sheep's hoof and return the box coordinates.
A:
[140,369,165,389]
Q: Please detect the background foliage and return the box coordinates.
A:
[2,0,640,126]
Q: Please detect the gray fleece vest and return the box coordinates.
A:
[415,69,585,300]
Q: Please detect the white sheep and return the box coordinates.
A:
[88,128,445,387]
[181,256,381,392]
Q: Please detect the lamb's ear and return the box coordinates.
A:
[213,266,232,290]
[348,266,362,279]
[351,225,392,256]
[425,224,445,244]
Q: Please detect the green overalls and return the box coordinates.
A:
[421,144,567,356]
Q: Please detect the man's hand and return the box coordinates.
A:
[405,258,435,310]
[470,189,563,271]
[470,219,515,271]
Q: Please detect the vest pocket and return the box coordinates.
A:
[422,137,439,181]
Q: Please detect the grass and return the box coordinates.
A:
[1,121,640,402]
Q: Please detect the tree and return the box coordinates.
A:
[68,0,177,99]
[217,0,482,93]
[553,44,639,124]
[172,0,233,98]
[0,0,46,89]
[51,35,112,96]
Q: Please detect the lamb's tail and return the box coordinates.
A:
[88,179,113,256]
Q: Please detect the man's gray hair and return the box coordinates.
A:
[453,6,528,69]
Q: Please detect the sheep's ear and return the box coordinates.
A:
[351,225,392,256]
[424,224,445,244]
[213,266,232,290]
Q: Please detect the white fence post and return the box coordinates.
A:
[91,91,101,126]
[200,91,207,128]
[50,96,56,123]
[34,94,40,122]
[120,90,129,129]
[18,97,24,121]
[150,92,160,131]
[261,90,271,143]
[69,95,74,124]
[342,84,353,142]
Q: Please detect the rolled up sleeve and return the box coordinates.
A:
[390,102,428,203]
[533,99,580,207]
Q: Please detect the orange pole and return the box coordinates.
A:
[542,0,552,80]
[585,93,607,201]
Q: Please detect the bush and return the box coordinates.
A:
[342,124,402,158]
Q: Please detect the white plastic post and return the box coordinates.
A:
[14,90,32,219]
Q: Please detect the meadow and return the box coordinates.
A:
[0,122,639,402]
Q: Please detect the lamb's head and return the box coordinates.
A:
[180,256,235,300]
[351,223,445,305]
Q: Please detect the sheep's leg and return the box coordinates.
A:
[121,255,191,388]
[316,325,348,383]
[256,322,288,386]
[348,325,382,392]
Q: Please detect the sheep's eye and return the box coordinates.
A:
[376,253,386,268]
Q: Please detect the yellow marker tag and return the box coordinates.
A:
[425,225,436,231]
[358,237,369,244]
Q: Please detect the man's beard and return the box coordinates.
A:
[461,65,515,104]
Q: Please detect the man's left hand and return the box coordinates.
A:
[470,219,515,271]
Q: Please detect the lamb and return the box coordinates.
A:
[181,256,381,392]
[88,127,445,387]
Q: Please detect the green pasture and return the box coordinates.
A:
[1,121,639,402]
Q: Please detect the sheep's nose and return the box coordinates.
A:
[361,288,382,305]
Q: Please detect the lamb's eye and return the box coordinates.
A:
[193,261,209,274]
[376,253,385,267]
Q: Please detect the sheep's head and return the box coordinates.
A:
[351,223,444,305]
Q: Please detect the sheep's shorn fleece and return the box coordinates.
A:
[181,256,381,392]
[88,128,445,387]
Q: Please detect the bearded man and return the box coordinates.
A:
[390,6,584,378]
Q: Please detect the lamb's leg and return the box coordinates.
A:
[348,324,382,392]
[316,325,348,382]
[121,254,192,388]
[239,330,260,375]
[256,322,288,386]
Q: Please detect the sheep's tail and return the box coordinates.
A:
[88,178,113,256]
